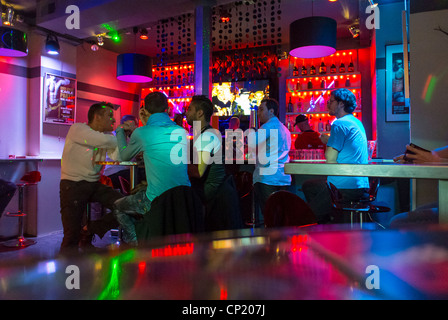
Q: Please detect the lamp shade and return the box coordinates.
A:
[117,53,153,83]
[0,27,28,57]
[289,16,337,59]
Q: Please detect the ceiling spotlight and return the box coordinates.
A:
[367,0,378,7]
[45,34,60,55]
[220,9,230,23]
[3,7,14,26]
[97,35,104,46]
[91,43,99,51]
[140,28,148,40]
[349,25,360,38]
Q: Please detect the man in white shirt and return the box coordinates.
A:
[252,98,292,226]
[59,102,123,254]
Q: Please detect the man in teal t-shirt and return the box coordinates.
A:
[114,92,191,246]
[303,89,369,223]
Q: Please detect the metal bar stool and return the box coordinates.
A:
[3,171,41,248]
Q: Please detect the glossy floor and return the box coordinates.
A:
[1,223,448,300]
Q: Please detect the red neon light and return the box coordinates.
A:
[151,243,194,257]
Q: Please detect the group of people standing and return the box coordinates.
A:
[57,88,385,254]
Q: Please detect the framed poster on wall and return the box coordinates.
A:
[43,73,77,125]
[386,44,410,122]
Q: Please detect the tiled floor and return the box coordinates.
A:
[0,230,117,262]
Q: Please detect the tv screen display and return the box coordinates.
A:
[212,80,269,116]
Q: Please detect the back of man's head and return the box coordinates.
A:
[88,102,114,124]
[144,91,168,114]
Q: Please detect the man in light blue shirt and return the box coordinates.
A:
[113,92,191,245]
[303,88,369,223]
[251,98,292,226]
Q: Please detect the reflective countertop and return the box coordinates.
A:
[1,224,448,300]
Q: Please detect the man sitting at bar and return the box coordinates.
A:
[294,114,326,150]
[302,89,369,223]
[113,91,192,246]
[186,95,242,231]
[251,98,292,226]
[59,102,123,255]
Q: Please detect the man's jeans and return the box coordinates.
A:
[113,189,151,246]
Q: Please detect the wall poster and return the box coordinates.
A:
[43,73,77,124]
[386,44,410,122]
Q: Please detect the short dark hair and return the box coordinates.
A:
[120,115,137,124]
[88,102,114,123]
[331,88,357,113]
[144,91,168,114]
[191,95,214,122]
[261,98,279,117]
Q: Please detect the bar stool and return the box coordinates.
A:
[327,178,390,228]
[3,171,41,248]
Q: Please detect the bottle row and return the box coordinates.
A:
[150,63,195,86]
[142,85,196,98]
[285,112,362,134]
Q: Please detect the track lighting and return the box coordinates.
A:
[349,25,360,38]
[45,34,60,55]
[3,7,14,26]
[140,28,148,40]
[97,35,104,46]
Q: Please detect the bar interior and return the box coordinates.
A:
[1,0,448,301]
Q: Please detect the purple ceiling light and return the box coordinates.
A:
[289,16,337,59]
[0,27,28,57]
[117,53,153,83]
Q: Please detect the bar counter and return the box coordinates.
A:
[285,160,448,223]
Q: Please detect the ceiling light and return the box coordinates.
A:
[97,35,104,46]
[45,34,60,55]
[349,25,360,38]
[289,16,337,59]
[117,53,153,83]
[140,28,148,40]
[3,7,14,26]
[91,43,99,51]
[220,9,230,23]
[0,26,28,57]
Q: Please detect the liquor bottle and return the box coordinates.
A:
[296,80,301,91]
[310,61,316,75]
[320,79,326,89]
[339,60,346,73]
[345,76,351,87]
[319,60,327,74]
[348,56,355,72]
[310,94,315,110]
[297,98,302,112]
[293,64,299,77]
[307,79,313,89]
[330,58,337,74]
[287,97,293,113]
[301,65,307,76]
[318,118,324,132]
[325,120,331,132]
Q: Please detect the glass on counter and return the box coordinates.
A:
[289,149,325,161]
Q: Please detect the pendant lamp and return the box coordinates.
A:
[0,27,28,57]
[117,53,153,83]
[289,16,337,59]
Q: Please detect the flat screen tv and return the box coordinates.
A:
[211,80,270,116]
